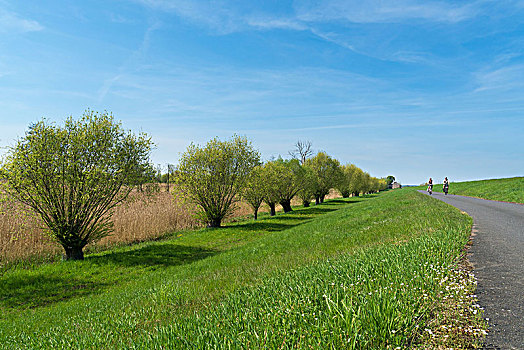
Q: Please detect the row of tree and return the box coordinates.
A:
[0,112,391,260]
[175,136,389,228]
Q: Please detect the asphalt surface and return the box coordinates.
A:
[420,191,524,349]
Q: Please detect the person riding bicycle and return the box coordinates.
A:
[443,177,449,195]
[427,178,433,194]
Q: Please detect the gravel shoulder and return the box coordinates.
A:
[420,191,524,349]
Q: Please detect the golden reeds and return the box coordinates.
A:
[0,186,340,264]
[0,187,265,264]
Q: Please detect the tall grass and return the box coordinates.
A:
[0,190,486,349]
[149,231,483,349]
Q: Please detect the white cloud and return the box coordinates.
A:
[134,0,243,33]
[245,17,307,31]
[294,0,479,24]
[0,9,43,33]
[97,21,160,102]
[134,0,308,33]
[474,64,524,92]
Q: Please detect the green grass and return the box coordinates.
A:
[0,190,484,349]
[429,177,524,203]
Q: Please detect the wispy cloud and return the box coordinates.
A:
[129,0,483,66]
[134,0,483,33]
[294,0,480,24]
[0,8,43,33]
[245,17,307,31]
[473,64,524,92]
[309,28,357,52]
[97,21,161,102]
[134,0,307,33]
[286,118,463,132]
[133,0,244,33]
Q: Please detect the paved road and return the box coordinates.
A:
[420,191,524,349]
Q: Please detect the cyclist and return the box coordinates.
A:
[443,177,449,195]
[427,178,433,195]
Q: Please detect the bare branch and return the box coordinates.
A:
[290,140,313,165]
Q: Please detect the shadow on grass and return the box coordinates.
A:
[229,221,297,233]
[325,198,362,204]
[0,273,111,310]
[230,200,361,231]
[88,243,217,267]
[0,244,218,310]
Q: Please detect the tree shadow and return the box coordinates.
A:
[0,273,111,310]
[229,221,297,233]
[324,198,361,204]
[292,207,339,215]
[0,244,217,311]
[88,243,217,267]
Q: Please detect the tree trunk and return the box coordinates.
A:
[64,246,84,261]
[315,197,320,205]
[320,194,325,203]
[280,200,292,213]
[254,208,258,220]
[268,203,276,216]
[208,218,222,228]
[302,200,310,207]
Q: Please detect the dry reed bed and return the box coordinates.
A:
[0,187,271,264]
[0,187,341,264]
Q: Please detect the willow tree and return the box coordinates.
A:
[348,165,365,197]
[298,165,316,207]
[242,166,265,220]
[337,164,353,198]
[263,158,305,213]
[0,111,153,260]
[259,161,282,216]
[176,135,260,227]
[305,152,342,204]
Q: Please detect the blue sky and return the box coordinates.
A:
[0,0,523,185]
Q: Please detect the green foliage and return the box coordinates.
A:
[258,161,281,216]
[0,111,153,260]
[175,135,260,227]
[337,164,355,197]
[378,178,388,191]
[386,175,396,186]
[262,158,305,213]
[305,152,342,203]
[338,164,387,197]
[241,166,265,219]
[298,165,316,206]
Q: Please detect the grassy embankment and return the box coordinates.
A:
[0,190,486,349]
[431,177,524,204]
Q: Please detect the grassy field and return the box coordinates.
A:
[430,177,524,204]
[0,189,486,349]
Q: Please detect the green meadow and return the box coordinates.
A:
[0,190,485,349]
[431,177,524,204]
